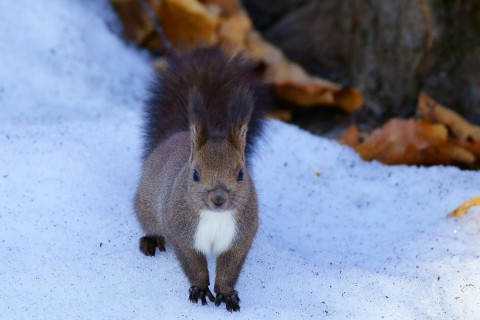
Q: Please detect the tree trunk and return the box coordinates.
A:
[243,0,480,123]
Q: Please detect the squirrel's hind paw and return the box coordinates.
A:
[189,286,215,305]
[215,291,240,312]
[139,236,166,256]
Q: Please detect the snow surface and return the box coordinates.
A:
[1,1,480,319]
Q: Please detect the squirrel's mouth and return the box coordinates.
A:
[195,198,231,212]
[206,201,231,212]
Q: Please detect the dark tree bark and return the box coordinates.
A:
[243,0,480,123]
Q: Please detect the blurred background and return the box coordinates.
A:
[110,0,480,168]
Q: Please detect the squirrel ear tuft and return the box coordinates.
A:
[228,87,254,151]
[188,87,208,152]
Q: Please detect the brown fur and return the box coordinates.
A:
[141,46,268,164]
[134,46,266,312]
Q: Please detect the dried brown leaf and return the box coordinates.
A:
[111,0,154,45]
[265,110,292,122]
[200,0,241,16]
[354,119,475,165]
[155,0,220,46]
[417,91,480,142]
[458,140,480,160]
[338,125,362,147]
[449,195,480,217]
[245,31,363,112]
[218,14,251,51]
[110,0,364,112]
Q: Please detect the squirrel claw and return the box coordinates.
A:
[189,286,215,305]
[214,291,240,312]
[139,236,165,256]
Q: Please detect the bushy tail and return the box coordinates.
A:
[142,46,270,162]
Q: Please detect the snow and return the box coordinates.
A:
[1,0,479,319]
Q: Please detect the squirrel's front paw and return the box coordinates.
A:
[189,286,215,305]
[215,290,240,312]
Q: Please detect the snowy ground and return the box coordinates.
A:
[1,1,480,319]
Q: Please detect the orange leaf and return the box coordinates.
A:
[354,119,475,165]
[449,195,480,217]
[201,0,242,17]
[218,13,251,51]
[111,0,364,112]
[110,0,155,46]
[417,91,480,142]
[245,31,363,112]
[338,125,362,147]
[458,140,480,160]
[156,0,220,46]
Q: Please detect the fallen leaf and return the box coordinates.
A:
[110,0,155,46]
[201,0,241,17]
[265,110,292,122]
[218,13,251,51]
[449,195,480,217]
[155,0,220,46]
[352,119,475,165]
[458,140,480,160]
[110,0,364,112]
[245,31,363,111]
[338,125,361,147]
[417,91,480,142]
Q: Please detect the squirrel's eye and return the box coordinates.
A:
[237,169,244,182]
[193,169,200,182]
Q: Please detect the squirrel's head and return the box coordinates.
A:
[187,86,253,212]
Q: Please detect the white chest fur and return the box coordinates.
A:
[194,209,237,255]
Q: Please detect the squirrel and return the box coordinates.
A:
[134,46,269,312]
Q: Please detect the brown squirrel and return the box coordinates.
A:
[134,46,268,312]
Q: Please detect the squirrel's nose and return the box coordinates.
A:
[209,189,227,208]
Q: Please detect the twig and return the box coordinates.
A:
[138,0,173,52]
